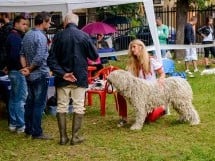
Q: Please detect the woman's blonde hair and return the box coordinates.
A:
[127,39,150,77]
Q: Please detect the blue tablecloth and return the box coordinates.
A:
[162,58,175,74]
[97,48,117,64]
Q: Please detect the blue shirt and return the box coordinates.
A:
[20,28,49,81]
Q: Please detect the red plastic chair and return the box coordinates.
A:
[86,66,119,116]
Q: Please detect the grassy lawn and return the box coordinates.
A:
[1,55,215,161]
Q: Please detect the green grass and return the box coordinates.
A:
[1,56,215,161]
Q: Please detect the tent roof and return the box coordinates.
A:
[0,0,148,12]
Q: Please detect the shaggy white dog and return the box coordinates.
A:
[200,68,215,75]
[107,70,200,130]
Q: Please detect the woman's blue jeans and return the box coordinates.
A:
[8,70,28,128]
[24,75,48,137]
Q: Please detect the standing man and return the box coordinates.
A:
[198,16,215,69]
[0,13,13,69]
[5,15,28,133]
[156,16,169,58]
[184,16,198,77]
[20,12,52,139]
[47,12,98,145]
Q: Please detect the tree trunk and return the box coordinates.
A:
[175,0,189,59]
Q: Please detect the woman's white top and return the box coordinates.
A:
[138,57,162,82]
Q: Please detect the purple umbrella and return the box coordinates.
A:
[81,22,117,35]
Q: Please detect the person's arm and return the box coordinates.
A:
[86,37,99,61]
[159,25,169,39]
[197,26,206,38]
[156,68,166,85]
[20,55,27,68]
[151,57,166,85]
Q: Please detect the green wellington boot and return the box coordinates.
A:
[56,113,69,145]
[70,113,85,145]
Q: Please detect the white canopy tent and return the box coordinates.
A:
[0,0,162,61]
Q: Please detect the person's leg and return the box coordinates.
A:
[209,46,215,64]
[117,93,127,127]
[24,81,34,136]
[145,106,165,122]
[8,71,18,131]
[204,45,210,69]
[9,71,28,133]
[70,85,86,145]
[191,48,198,72]
[161,49,167,58]
[185,61,190,72]
[31,75,49,138]
[184,49,190,72]
[56,85,71,145]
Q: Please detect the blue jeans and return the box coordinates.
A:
[8,70,28,128]
[152,49,167,58]
[25,75,49,137]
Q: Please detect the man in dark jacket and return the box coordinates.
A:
[184,16,198,77]
[5,15,28,133]
[47,12,98,145]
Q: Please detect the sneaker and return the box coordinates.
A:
[117,119,127,127]
[16,126,25,134]
[189,74,195,78]
[194,69,199,72]
[9,125,16,132]
[185,70,193,75]
[32,134,53,140]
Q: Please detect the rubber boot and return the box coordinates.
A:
[70,113,85,145]
[56,113,69,145]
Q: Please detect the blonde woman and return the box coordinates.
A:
[117,39,166,127]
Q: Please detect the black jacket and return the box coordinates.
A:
[47,23,98,88]
[6,29,24,71]
[184,23,195,44]
[197,25,214,40]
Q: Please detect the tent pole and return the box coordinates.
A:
[144,0,162,63]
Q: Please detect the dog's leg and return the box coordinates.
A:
[188,105,200,125]
[173,102,200,125]
[130,107,147,130]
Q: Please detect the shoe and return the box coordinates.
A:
[9,125,16,132]
[32,134,53,140]
[117,119,127,127]
[206,65,210,69]
[185,70,193,75]
[188,74,195,78]
[194,69,199,72]
[16,126,25,134]
[25,133,31,138]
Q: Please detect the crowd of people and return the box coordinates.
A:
[0,12,99,145]
[0,11,214,146]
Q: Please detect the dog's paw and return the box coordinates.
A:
[130,123,142,130]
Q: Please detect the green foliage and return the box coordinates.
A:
[190,0,206,8]
[96,3,138,15]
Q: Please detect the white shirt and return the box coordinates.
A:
[138,57,162,82]
[203,26,214,41]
